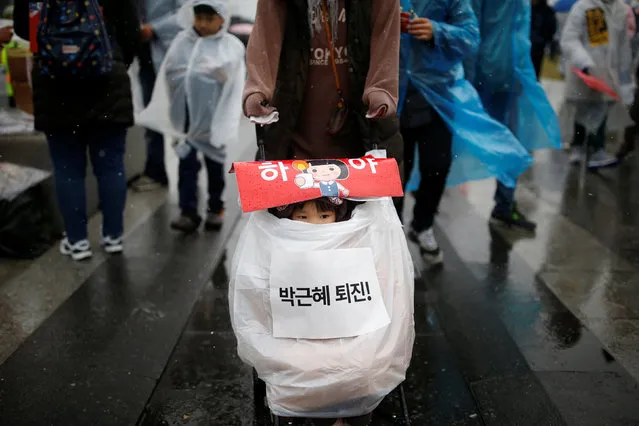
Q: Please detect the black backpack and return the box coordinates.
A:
[36,0,113,78]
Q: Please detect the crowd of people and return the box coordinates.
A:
[8,0,636,266]
[4,0,638,424]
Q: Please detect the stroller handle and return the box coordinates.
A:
[254,115,380,162]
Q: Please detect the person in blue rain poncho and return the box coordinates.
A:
[138,0,246,233]
[398,0,533,265]
[463,0,561,232]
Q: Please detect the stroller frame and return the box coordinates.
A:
[252,369,411,426]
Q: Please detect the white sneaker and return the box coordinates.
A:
[408,227,444,265]
[569,146,585,164]
[60,238,93,261]
[101,234,123,254]
[588,149,619,169]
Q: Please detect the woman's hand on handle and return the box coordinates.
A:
[245,93,277,118]
[365,90,395,118]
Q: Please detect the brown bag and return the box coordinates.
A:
[321,0,349,135]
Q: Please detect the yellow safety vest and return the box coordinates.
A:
[2,41,20,97]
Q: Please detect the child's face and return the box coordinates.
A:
[291,201,336,225]
[194,13,224,37]
[309,164,341,182]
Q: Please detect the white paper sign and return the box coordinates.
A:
[269,248,390,339]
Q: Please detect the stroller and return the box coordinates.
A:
[229,136,415,426]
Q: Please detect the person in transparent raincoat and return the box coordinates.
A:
[133,0,185,192]
[138,0,246,232]
[464,0,561,232]
[561,0,635,169]
[398,0,533,265]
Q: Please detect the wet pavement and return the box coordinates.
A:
[3,65,639,423]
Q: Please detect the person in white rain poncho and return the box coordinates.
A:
[138,0,246,232]
[560,0,635,169]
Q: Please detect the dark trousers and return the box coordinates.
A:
[178,147,225,218]
[531,43,545,80]
[47,127,128,243]
[493,182,516,214]
[397,112,453,232]
[139,42,168,185]
[479,90,521,214]
[572,120,606,151]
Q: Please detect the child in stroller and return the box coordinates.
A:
[269,197,368,426]
[270,197,350,225]
[230,191,414,426]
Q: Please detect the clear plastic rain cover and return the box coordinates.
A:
[229,199,415,418]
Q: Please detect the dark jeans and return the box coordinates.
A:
[479,90,520,215]
[139,42,168,185]
[178,147,225,217]
[47,127,128,243]
[493,181,516,214]
[531,43,545,80]
[572,120,606,152]
[397,112,453,232]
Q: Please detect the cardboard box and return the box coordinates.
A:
[13,81,33,115]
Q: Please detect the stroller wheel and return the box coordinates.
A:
[253,369,270,425]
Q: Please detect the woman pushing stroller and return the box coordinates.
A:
[234,1,413,425]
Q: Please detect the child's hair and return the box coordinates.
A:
[306,159,349,180]
[269,198,350,222]
[193,4,218,17]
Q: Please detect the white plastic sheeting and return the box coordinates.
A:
[230,199,415,419]
[135,0,246,162]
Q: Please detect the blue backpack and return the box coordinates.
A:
[36,0,113,78]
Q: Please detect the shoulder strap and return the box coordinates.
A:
[320,0,344,108]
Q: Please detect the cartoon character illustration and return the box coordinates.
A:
[293,159,350,198]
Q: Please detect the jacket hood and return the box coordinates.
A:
[177,0,231,31]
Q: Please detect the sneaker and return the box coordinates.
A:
[60,238,93,261]
[408,227,444,265]
[204,209,224,231]
[569,146,585,164]
[101,234,123,254]
[588,149,619,169]
[490,205,537,232]
[132,175,166,192]
[170,213,202,233]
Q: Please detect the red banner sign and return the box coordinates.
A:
[231,156,403,212]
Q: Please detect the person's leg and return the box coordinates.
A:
[530,43,544,80]
[491,179,536,231]
[203,157,225,230]
[572,122,586,147]
[172,147,202,232]
[410,113,452,233]
[493,181,516,215]
[88,127,127,252]
[617,124,636,160]
[396,125,418,221]
[407,113,452,264]
[47,132,92,259]
[587,116,618,169]
[569,122,587,164]
[135,43,168,189]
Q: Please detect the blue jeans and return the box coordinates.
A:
[494,181,515,214]
[47,127,128,243]
[178,147,225,217]
[139,44,168,185]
